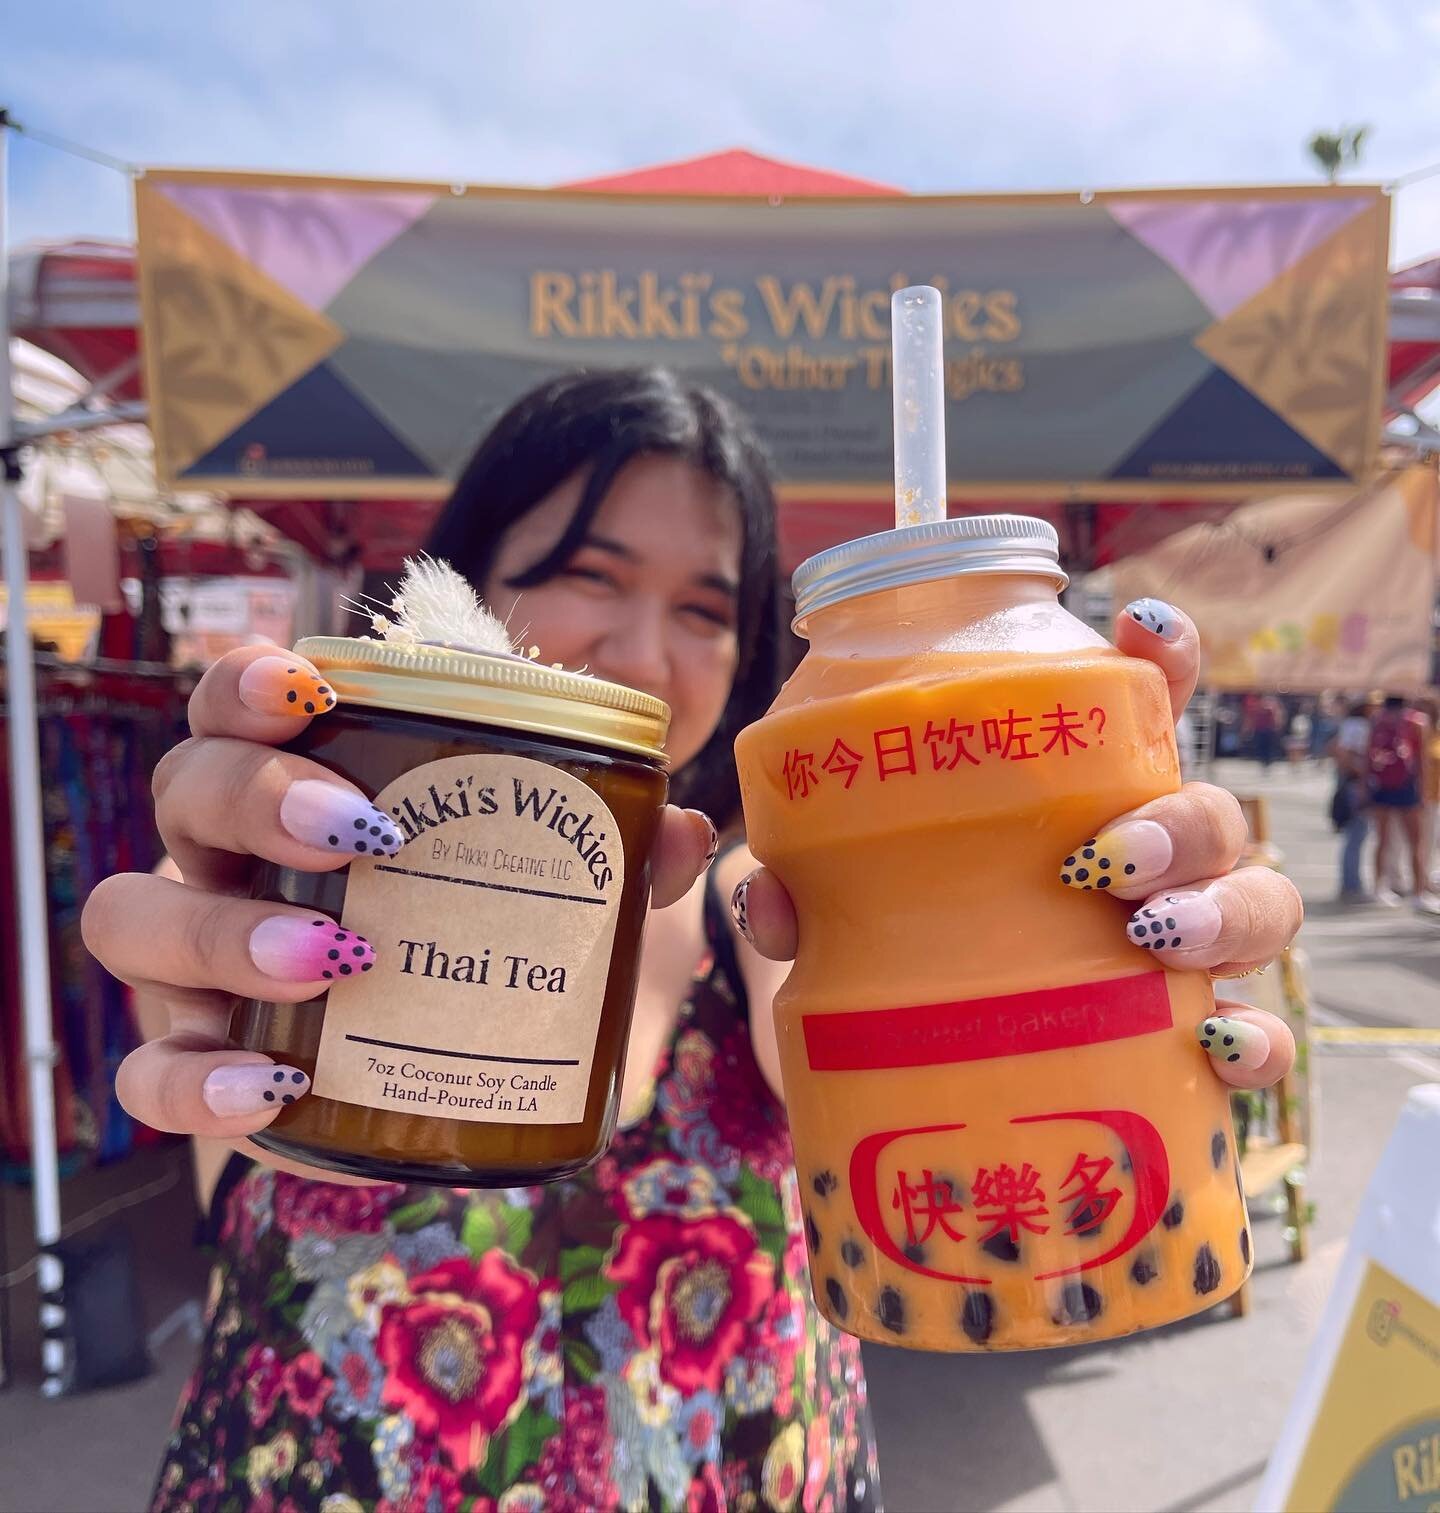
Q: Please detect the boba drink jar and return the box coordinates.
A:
[735,515,1250,1351]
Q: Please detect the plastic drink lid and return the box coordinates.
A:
[791,513,1068,623]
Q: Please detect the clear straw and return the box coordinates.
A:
[891,284,947,527]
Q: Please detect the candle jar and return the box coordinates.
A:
[229,636,670,1186]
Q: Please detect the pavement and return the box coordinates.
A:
[2,758,1437,1513]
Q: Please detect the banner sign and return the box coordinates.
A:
[1108,465,1439,693]
[135,172,1390,499]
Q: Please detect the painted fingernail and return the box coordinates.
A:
[688,809,719,869]
[202,1063,311,1117]
[1061,820,1172,891]
[1196,1015,1268,1069]
[1128,891,1222,953]
[731,873,755,944]
[249,915,376,982]
[279,781,403,857]
[1124,598,1183,642]
[238,656,337,718]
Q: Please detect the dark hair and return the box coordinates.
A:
[426,367,784,826]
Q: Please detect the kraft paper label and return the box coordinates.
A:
[313,754,625,1124]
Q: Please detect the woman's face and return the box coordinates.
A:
[482,454,744,773]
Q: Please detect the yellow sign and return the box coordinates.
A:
[1286,1260,1440,1512]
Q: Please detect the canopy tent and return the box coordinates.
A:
[13,148,1438,574]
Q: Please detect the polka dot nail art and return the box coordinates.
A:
[237,655,338,718]
[1196,1014,1268,1069]
[249,915,376,982]
[1060,820,1172,893]
[1123,597,1182,642]
[730,872,755,944]
[1127,891,1222,954]
[279,780,404,858]
[202,1062,311,1118]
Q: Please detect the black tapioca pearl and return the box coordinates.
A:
[1150,922,1164,935]
[355,842,367,853]
[328,834,339,846]
[812,1171,839,1197]
[902,1241,927,1266]
[352,946,366,957]
[328,949,340,961]
[286,690,297,704]
[273,1070,286,1083]
[961,1291,995,1344]
[281,1094,295,1104]
[1061,874,1073,885]
[370,826,380,836]
[286,666,297,674]
[825,1278,848,1319]
[316,685,330,695]
[1211,1130,1228,1169]
[1130,1252,1159,1285]
[1204,1021,1217,1036]
[354,818,366,830]
[1082,847,1095,859]
[263,1090,276,1102]
[1053,1283,1104,1325]
[840,1239,864,1267]
[335,932,347,941]
[1098,857,1110,869]
[876,1287,906,1335]
[1075,868,1090,882]
[311,919,325,928]
[1171,938,1182,947]
[322,971,333,980]
[1125,863,1137,875]
[1166,917,1177,930]
[1064,855,1077,866]
[291,1071,305,1084]
[1084,838,1096,847]
[1098,877,1112,888]
[339,964,352,975]
[325,698,336,709]
[1162,1199,1185,1229]
[804,1213,821,1251]
[1132,925,1148,939]
[360,962,373,971]
[1193,1244,1223,1294]
[304,702,315,714]
[1223,1033,1235,1047]
[981,1230,1020,1263]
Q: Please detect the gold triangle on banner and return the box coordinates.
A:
[136,180,343,481]
[1194,201,1385,479]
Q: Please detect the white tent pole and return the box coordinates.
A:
[0,109,67,1396]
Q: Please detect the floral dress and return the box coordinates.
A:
[152,872,882,1513]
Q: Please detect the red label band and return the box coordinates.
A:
[802,973,1172,1072]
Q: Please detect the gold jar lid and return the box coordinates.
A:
[296,637,670,763]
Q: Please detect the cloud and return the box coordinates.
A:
[6,0,1440,263]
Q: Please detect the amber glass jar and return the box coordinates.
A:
[231,636,670,1186]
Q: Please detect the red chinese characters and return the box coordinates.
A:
[892,1169,967,1247]
[777,705,1108,798]
[973,1161,1049,1242]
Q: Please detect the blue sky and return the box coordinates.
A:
[6,0,1440,264]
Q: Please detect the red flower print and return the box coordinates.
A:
[534,1382,615,1512]
[273,1174,400,1238]
[280,1350,333,1418]
[607,1214,775,1395]
[709,1032,792,1181]
[408,1458,464,1512]
[241,1343,285,1429]
[687,1462,727,1513]
[376,1254,540,1471]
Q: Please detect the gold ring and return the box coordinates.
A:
[1212,963,1269,981]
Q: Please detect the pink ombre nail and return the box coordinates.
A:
[202,1063,311,1117]
[249,915,376,982]
[278,780,404,858]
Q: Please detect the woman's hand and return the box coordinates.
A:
[84,643,719,1148]
[729,597,1301,1092]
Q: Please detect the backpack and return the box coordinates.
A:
[1368,712,1421,794]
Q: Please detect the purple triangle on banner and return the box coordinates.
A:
[1108,197,1372,317]
[159,184,436,312]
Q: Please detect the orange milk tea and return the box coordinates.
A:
[735,516,1250,1351]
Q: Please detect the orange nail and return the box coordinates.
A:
[238,656,338,718]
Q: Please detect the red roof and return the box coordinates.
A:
[566,147,902,198]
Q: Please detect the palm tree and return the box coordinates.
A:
[1307,126,1370,182]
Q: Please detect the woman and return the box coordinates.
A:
[1331,698,1374,904]
[84,368,1301,1512]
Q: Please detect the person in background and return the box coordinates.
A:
[1331,698,1374,904]
[1252,693,1285,771]
[1422,693,1440,893]
[1369,693,1439,913]
[1310,694,1339,764]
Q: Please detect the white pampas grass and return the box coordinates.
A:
[365,556,516,656]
